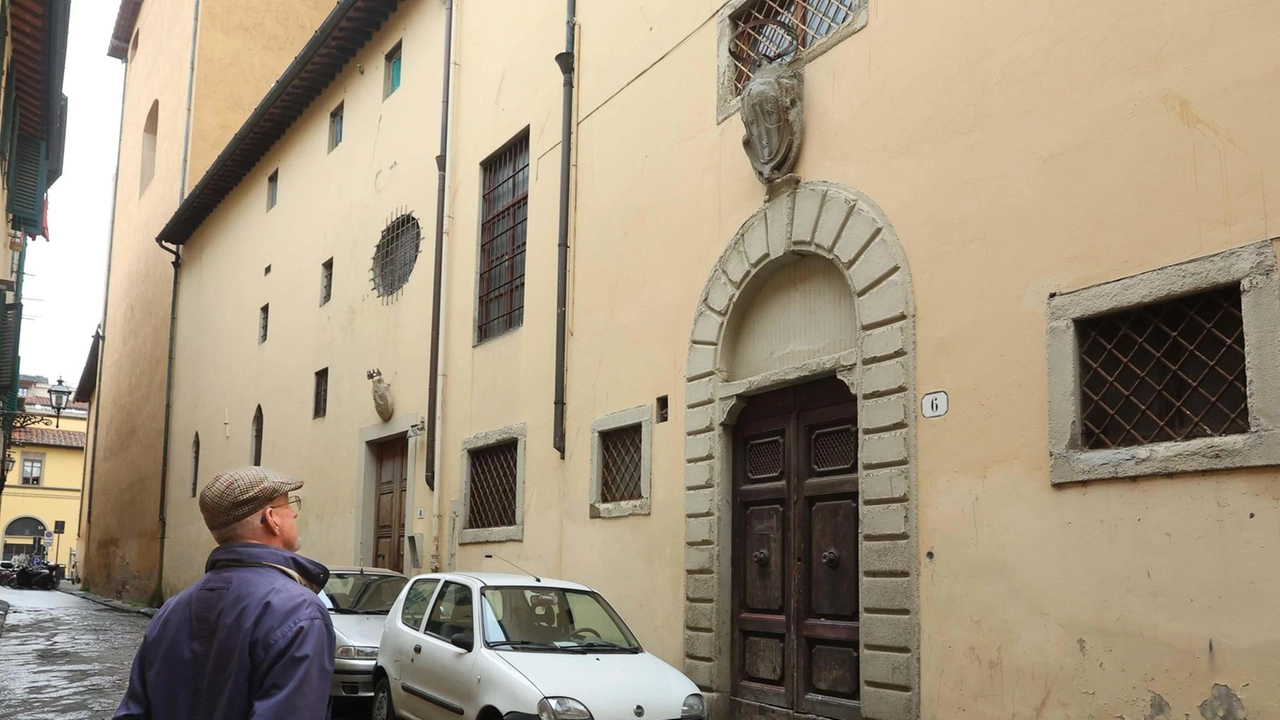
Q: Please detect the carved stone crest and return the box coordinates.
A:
[740,61,804,185]
[367,369,394,422]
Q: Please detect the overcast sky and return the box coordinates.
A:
[20,2,122,386]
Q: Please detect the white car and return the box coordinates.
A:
[319,566,408,699]
[373,572,707,720]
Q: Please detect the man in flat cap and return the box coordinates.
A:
[115,467,335,720]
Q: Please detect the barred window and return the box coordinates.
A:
[600,425,643,503]
[1077,286,1248,450]
[314,368,329,419]
[729,0,859,93]
[320,258,333,306]
[476,131,529,342]
[467,441,518,530]
[190,433,200,498]
[259,304,269,343]
[372,212,421,299]
[251,405,264,466]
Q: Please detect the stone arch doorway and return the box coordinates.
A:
[682,181,919,720]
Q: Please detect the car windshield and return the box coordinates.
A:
[481,586,641,652]
[320,572,407,614]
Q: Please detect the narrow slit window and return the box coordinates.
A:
[267,170,279,210]
[329,102,344,151]
[259,304,269,343]
[314,368,329,419]
[140,100,158,194]
[251,406,264,466]
[320,258,333,306]
[384,42,402,98]
[190,433,200,498]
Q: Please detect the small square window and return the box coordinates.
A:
[267,170,279,210]
[313,368,329,419]
[320,258,333,306]
[590,406,652,518]
[259,304,269,343]
[384,42,402,98]
[20,454,43,486]
[329,102,344,151]
[264,264,272,276]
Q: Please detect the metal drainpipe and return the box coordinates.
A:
[83,64,129,584]
[154,239,181,604]
[179,0,202,199]
[553,0,576,459]
[425,0,455,572]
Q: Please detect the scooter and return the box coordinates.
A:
[11,559,57,590]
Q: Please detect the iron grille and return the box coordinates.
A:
[320,258,333,306]
[477,132,529,342]
[746,436,784,481]
[372,211,422,299]
[730,0,858,93]
[468,441,518,529]
[600,424,643,503]
[314,368,329,419]
[1077,286,1248,449]
[811,425,856,473]
[251,406,264,466]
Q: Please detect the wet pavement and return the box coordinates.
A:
[0,585,369,719]
[0,585,147,719]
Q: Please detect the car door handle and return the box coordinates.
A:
[413,644,422,655]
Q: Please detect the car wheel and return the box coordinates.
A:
[372,677,395,720]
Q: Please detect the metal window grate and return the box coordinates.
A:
[477,132,529,342]
[811,425,856,473]
[259,304,269,343]
[371,211,421,300]
[320,258,333,306]
[730,0,858,93]
[746,435,784,481]
[251,406,264,466]
[468,441,518,529]
[314,368,329,419]
[1077,286,1249,450]
[600,424,643,503]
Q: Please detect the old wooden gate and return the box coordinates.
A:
[373,436,408,573]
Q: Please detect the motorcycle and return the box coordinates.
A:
[10,557,58,590]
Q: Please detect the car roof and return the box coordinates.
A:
[327,566,406,577]
[406,571,594,592]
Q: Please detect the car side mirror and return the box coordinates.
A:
[450,633,474,652]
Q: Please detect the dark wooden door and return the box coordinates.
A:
[374,437,408,572]
[732,377,861,720]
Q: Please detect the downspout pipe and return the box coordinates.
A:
[154,238,181,605]
[179,0,202,199]
[425,0,455,570]
[553,0,576,459]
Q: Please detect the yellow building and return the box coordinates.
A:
[0,378,87,567]
[90,0,1280,718]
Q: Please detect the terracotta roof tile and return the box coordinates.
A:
[13,427,86,449]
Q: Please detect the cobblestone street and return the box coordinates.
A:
[0,586,368,719]
[0,585,147,719]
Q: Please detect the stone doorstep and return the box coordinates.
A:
[56,581,157,618]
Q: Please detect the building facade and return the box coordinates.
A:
[98,0,1280,718]
[79,0,346,603]
[0,375,87,566]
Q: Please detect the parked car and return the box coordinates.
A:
[373,572,706,720]
[319,566,408,699]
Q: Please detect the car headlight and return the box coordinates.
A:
[681,694,707,719]
[537,697,593,720]
[335,645,379,659]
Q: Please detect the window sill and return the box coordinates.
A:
[590,498,651,519]
[459,526,523,544]
[1050,429,1280,485]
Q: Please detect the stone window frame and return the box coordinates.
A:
[1047,239,1280,485]
[459,422,526,544]
[589,405,653,519]
[714,0,870,124]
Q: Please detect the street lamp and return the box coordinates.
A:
[3,454,13,477]
[48,377,71,428]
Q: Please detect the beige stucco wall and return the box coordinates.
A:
[87,0,342,603]
[152,0,1280,717]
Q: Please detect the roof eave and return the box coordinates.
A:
[108,0,143,61]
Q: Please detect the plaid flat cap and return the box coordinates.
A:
[200,466,304,531]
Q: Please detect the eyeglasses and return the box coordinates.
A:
[263,495,302,518]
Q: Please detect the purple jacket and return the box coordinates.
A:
[115,543,335,720]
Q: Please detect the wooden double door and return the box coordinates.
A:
[373,437,408,573]
[732,377,861,720]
